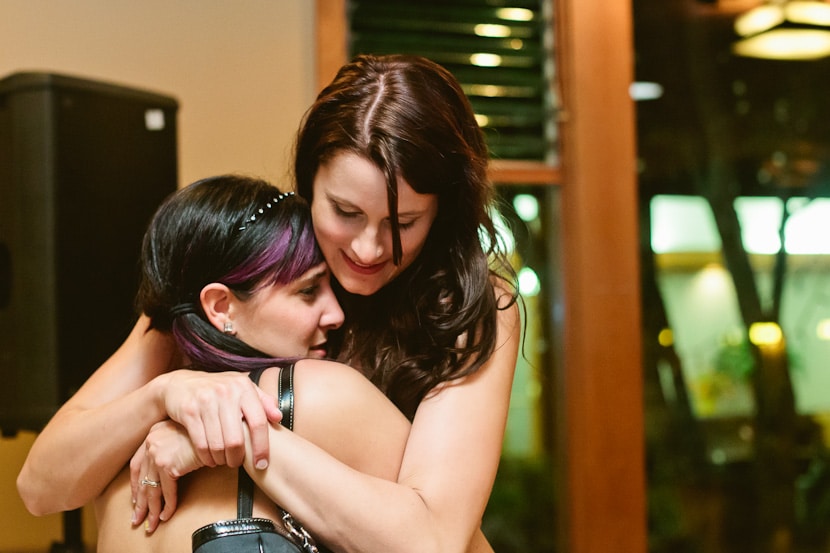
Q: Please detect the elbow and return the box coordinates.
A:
[17,469,48,516]
[17,466,75,516]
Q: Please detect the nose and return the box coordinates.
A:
[351,226,385,264]
[320,289,345,331]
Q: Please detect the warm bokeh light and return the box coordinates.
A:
[470,53,503,67]
[495,7,534,21]
[734,4,785,37]
[474,23,512,38]
[748,321,784,346]
[733,28,830,60]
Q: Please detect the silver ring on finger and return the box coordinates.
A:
[140,476,161,488]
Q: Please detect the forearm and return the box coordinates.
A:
[240,359,506,553]
[247,427,469,553]
[17,377,170,514]
[17,317,176,514]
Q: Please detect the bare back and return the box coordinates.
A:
[94,360,411,552]
[96,464,284,552]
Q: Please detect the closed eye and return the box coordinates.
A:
[333,203,360,219]
[299,284,320,300]
[293,264,330,301]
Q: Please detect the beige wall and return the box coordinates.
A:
[0,1,316,550]
[0,0,317,187]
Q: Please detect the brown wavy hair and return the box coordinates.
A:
[294,54,518,419]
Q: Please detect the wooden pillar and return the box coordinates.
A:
[554,1,645,552]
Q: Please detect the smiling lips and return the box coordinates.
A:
[341,251,386,275]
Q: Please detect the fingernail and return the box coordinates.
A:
[144,520,150,533]
[131,511,136,525]
[256,459,268,470]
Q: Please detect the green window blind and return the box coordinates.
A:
[348,0,555,162]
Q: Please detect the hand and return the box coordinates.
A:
[130,420,201,532]
[160,370,282,469]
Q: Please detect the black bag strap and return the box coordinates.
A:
[238,364,295,518]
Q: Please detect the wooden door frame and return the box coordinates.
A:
[314,2,644,551]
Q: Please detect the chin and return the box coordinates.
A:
[344,284,382,297]
[337,275,386,296]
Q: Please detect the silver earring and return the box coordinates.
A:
[223,320,235,335]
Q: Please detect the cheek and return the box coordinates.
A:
[291,309,320,346]
[273,312,313,355]
[313,218,350,252]
[400,230,431,264]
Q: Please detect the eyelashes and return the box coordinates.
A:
[334,205,416,230]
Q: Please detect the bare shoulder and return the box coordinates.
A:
[292,359,386,403]
[259,359,407,432]
[261,360,410,479]
[257,359,363,387]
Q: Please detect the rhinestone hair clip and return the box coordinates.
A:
[237,191,294,231]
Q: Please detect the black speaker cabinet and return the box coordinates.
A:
[0,72,178,435]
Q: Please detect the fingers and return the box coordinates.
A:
[164,370,279,471]
[244,388,281,470]
[167,371,260,467]
[132,474,159,531]
[259,386,283,426]
[201,402,229,467]
[143,473,163,533]
[132,445,162,532]
[132,419,199,530]
[129,445,145,508]
[158,473,179,524]
[175,402,216,468]
[129,447,148,528]
[218,404,245,468]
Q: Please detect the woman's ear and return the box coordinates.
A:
[200,283,233,334]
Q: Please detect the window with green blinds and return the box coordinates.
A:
[348,0,555,162]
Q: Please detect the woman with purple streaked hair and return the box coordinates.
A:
[136,174,332,373]
[20,174,410,552]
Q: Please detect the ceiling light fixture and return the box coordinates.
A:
[733,0,830,60]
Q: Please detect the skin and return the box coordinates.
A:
[131,152,520,552]
[96,359,411,553]
[132,295,519,553]
[310,152,439,297]
[239,302,519,553]
[18,154,520,553]
[204,262,343,360]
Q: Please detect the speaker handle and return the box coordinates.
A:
[0,242,10,309]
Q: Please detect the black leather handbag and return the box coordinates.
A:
[192,364,321,553]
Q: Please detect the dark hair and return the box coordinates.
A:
[136,174,324,373]
[294,54,518,419]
